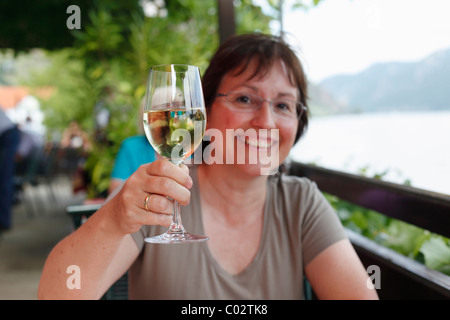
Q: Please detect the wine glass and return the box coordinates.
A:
[142,64,208,244]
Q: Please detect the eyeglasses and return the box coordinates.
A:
[215,91,307,120]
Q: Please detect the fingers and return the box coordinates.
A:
[179,163,190,175]
[109,159,193,234]
[144,193,172,214]
[142,210,172,228]
[138,160,192,206]
[146,160,192,190]
[143,176,191,206]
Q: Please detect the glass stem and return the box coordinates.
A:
[167,159,185,235]
[168,200,185,235]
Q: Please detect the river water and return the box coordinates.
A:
[289,111,450,196]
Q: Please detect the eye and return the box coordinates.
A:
[274,100,294,113]
[234,93,253,105]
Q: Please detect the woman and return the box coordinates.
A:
[39,33,378,300]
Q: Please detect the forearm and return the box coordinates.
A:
[306,239,379,300]
[38,160,191,299]
[108,178,124,195]
[38,206,127,300]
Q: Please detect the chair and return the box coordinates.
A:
[14,146,45,217]
[36,143,60,202]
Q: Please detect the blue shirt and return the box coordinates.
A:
[111,135,156,180]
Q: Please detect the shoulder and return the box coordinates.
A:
[118,135,150,153]
[121,135,148,147]
[267,172,331,219]
[268,172,319,196]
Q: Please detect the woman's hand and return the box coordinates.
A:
[103,159,193,236]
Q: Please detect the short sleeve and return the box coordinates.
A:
[111,136,156,180]
[130,224,165,251]
[111,141,134,180]
[130,226,148,252]
[300,180,348,266]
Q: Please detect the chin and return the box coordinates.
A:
[232,134,283,174]
[240,163,280,177]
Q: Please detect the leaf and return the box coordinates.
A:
[420,237,450,275]
[382,221,428,257]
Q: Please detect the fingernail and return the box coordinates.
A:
[186,176,193,188]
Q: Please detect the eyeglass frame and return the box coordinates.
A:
[215,91,307,120]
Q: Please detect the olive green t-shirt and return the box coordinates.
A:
[129,166,347,300]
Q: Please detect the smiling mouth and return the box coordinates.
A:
[236,135,278,148]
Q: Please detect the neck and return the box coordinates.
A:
[198,164,268,225]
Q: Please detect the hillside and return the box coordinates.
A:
[307,81,347,116]
[317,47,450,113]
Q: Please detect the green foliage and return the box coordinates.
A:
[325,193,450,276]
[420,237,450,274]
[29,49,101,133]
[74,8,124,59]
[235,0,273,34]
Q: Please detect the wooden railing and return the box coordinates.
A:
[289,162,450,300]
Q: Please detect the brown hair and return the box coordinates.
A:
[202,33,309,142]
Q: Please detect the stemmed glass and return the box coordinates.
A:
[142,64,208,244]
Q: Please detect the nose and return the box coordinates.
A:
[250,100,277,129]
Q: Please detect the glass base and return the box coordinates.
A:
[145,232,209,244]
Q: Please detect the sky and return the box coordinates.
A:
[281,0,450,82]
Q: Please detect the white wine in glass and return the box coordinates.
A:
[142,64,208,244]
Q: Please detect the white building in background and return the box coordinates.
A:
[0,86,47,135]
[8,95,45,135]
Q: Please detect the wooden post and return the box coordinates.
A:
[217,0,236,44]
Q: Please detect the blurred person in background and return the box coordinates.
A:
[109,98,157,194]
[0,108,20,232]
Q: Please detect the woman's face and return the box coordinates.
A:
[205,58,299,176]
